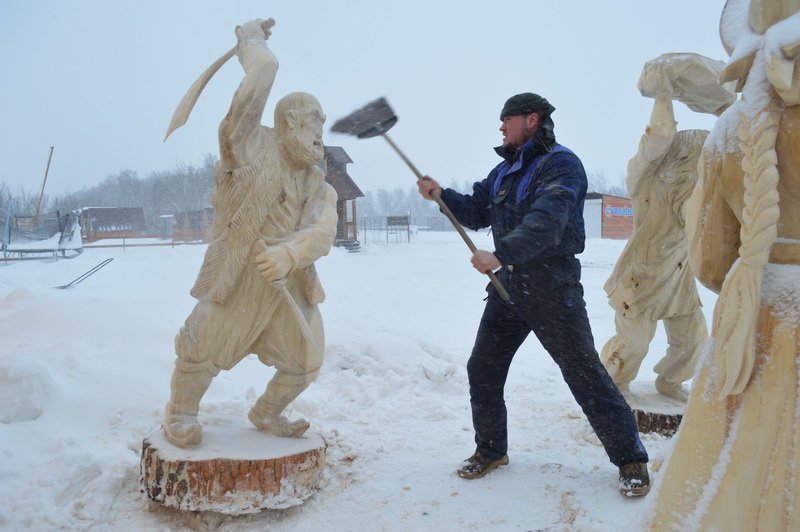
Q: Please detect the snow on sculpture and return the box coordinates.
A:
[650,0,800,529]
[600,54,734,402]
[162,18,337,448]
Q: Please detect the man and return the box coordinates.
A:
[601,61,710,402]
[163,19,337,447]
[417,93,649,496]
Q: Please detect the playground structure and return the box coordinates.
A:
[1,208,83,261]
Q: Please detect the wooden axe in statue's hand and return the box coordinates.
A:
[254,240,318,350]
[163,18,275,142]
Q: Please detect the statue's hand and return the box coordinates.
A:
[638,59,674,98]
[255,241,295,282]
[235,18,275,42]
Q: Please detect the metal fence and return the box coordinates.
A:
[359,214,460,246]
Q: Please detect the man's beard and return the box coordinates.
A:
[284,131,324,167]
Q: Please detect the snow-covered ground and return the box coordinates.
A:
[0,231,718,530]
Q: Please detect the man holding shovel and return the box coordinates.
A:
[417,93,650,497]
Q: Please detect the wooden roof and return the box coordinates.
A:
[586,192,630,201]
[323,146,364,201]
[79,206,147,232]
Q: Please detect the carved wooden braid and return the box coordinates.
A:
[712,53,783,397]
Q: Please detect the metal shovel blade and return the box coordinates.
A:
[330,96,512,302]
[330,97,398,138]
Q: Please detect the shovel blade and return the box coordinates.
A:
[331,97,398,138]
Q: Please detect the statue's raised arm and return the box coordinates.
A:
[626,60,679,195]
[219,18,278,169]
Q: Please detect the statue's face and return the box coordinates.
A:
[285,104,326,166]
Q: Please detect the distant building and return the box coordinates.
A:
[79,207,146,242]
[172,208,214,242]
[321,146,364,245]
[584,193,633,240]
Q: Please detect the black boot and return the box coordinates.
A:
[619,462,650,497]
[456,452,509,479]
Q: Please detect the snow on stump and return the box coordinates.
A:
[140,426,325,514]
[627,381,685,437]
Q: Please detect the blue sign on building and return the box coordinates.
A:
[604,207,633,217]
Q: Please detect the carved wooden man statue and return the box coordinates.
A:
[601,54,734,401]
[651,0,800,529]
[163,19,337,448]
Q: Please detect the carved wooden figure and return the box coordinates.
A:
[651,0,800,529]
[144,18,336,514]
[162,19,337,449]
[601,53,734,404]
[164,20,336,447]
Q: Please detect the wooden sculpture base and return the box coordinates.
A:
[627,381,686,437]
[140,425,326,514]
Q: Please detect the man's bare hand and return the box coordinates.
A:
[471,250,501,274]
[417,175,442,200]
[255,241,295,282]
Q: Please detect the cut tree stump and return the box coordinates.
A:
[140,426,326,514]
[627,381,686,438]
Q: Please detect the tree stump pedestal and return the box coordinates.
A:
[140,425,325,514]
[627,381,687,437]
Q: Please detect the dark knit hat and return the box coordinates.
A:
[499,93,553,119]
[500,92,556,146]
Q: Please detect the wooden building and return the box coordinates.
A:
[79,207,146,242]
[172,208,214,242]
[322,146,364,246]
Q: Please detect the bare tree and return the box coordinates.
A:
[587,170,627,197]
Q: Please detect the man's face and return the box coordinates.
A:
[500,113,539,148]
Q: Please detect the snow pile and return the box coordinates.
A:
[0,355,52,424]
[0,232,719,530]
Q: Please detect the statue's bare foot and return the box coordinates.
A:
[655,376,689,402]
[163,414,203,447]
[248,409,310,437]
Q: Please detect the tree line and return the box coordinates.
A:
[1,156,216,232]
[0,155,624,233]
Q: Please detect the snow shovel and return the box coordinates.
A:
[331,98,510,301]
[55,258,113,289]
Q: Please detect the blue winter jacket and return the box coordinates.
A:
[440,138,588,268]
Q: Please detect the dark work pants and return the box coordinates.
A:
[468,258,648,467]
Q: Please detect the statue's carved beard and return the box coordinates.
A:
[284,130,324,167]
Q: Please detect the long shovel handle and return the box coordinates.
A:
[380,133,511,301]
[380,133,425,180]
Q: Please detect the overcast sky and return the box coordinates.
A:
[1,1,730,197]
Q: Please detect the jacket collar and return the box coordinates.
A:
[494,137,550,163]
